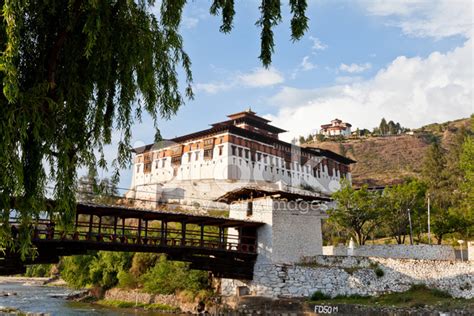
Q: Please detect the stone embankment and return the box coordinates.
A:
[221,255,474,299]
[103,288,197,313]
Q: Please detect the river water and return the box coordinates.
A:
[0,282,184,315]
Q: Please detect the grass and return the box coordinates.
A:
[309,284,474,310]
[96,299,179,312]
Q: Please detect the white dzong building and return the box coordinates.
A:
[127,110,355,208]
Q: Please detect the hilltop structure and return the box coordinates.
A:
[320,118,352,137]
[127,110,355,207]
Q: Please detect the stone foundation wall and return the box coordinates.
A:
[103,288,196,312]
[221,256,474,299]
[322,244,456,260]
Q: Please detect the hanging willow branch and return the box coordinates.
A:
[0,0,309,257]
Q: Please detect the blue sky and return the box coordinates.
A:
[97,0,473,191]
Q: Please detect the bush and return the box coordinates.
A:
[140,255,209,295]
[60,251,133,289]
[117,271,138,289]
[374,267,384,278]
[25,264,52,277]
[129,253,160,277]
[310,291,330,301]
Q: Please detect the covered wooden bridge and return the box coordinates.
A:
[1,202,264,279]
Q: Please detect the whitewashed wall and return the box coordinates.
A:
[322,244,456,261]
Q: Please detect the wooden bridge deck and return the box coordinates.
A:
[2,202,264,279]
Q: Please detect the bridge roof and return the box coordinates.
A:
[215,186,332,204]
[76,202,264,228]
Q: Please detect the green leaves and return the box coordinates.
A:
[289,0,308,41]
[0,1,310,256]
[256,0,282,67]
[329,180,381,245]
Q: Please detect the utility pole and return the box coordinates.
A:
[427,193,431,245]
[408,208,414,245]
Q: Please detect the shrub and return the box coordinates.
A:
[25,264,52,277]
[117,271,138,289]
[374,267,385,278]
[129,253,160,277]
[140,255,209,295]
[60,251,133,289]
[310,291,330,301]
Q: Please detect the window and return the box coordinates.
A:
[171,156,181,165]
[155,160,159,168]
[161,159,166,168]
[144,162,151,173]
[257,152,262,161]
[238,147,243,157]
[188,152,192,162]
[246,202,253,217]
[136,164,141,173]
[263,154,267,164]
[245,149,249,159]
[231,145,237,156]
[195,152,199,161]
[218,146,224,156]
[204,149,213,160]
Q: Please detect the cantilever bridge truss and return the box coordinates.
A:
[1,202,263,279]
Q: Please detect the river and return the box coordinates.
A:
[0,281,185,315]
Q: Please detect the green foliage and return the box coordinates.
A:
[315,134,326,142]
[310,291,330,301]
[374,267,384,278]
[380,179,427,244]
[329,180,382,245]
[61,251,132,289]
[24,264,52,277]
[140,255,210,295]
[0,1,309,256]
[129,252,160,277]
[117,270,138,289]
[422,124,474,243]
[77,169,119,204]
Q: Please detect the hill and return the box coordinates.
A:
[303,117,471,187]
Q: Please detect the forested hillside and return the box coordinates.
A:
[304,118,471,186]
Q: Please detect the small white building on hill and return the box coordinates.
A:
[320,119,352,137]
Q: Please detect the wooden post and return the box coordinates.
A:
[181,221,186,246]
[98,216,102,234]
[138,218,142,244]
[160,221,166,245]
[113,216,117,235]
[200,224,204,247]
[75,212,79,230]
[88,214,93,240]
[144,220,148,243]
[219,226,224,248]
[122,217,125,241]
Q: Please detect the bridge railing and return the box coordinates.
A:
[9,219,258,254]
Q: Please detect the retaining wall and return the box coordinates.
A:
[221,255,474,299]
[322,244,456,260]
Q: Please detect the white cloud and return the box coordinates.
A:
[237,67,285,87]
[266,38,473,141]
[300,56,317,71]
[194,82,232,94]
[195,67,284,94]
[182,16,199,29]
[339,63,372,73]
[363,0,473,39]
[309,36,328,51]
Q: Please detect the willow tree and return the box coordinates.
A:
[0,0,309,256]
